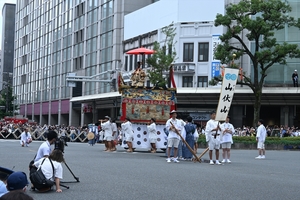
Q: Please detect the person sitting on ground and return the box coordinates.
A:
[33,149,64,193]
[20,128,32,147]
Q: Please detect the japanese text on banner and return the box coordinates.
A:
[215,68,239,121]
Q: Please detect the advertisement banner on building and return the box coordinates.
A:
[215,68,239,121]
[211,62,221,78]
[211,35,221,78]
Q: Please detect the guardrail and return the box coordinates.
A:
[0,129,89,143]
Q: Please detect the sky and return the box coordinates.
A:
[0,0,16,50]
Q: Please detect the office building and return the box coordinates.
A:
[1,3,15,91]
[74,0,300,127]
[14,0,156,126]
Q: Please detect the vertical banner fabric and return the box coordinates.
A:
[215,68,239,121]
[211,35,221,79]
[211,62,221,78]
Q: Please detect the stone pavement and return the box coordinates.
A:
[0,139,299,200]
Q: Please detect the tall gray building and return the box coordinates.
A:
[1,3,15,91]
[14,0,156,126]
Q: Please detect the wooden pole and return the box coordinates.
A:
[197,147,209,160]
[170,122,200,163]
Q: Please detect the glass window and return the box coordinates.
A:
[183,43,194,62]
[197,76,208,87]
[182,76,193,87]
[91,37,97,51]
[198,42,209,62]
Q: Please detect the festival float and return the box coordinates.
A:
[118,47,177,149]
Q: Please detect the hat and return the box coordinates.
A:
[295,69,297,71]
[170,110,177,114]
[87,132,95,140]
[104,116,111,120]
[6,171,29,191]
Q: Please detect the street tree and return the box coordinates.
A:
[147,23,177,88]
[0,85,17,118]
[214,0,300,126]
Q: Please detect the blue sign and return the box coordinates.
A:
[211,62,221,78]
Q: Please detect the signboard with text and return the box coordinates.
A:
[215,68,239,121]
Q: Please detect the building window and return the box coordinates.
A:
[75,2,85,17]
[198,42,209,62]
[75,29,84,44]
[197,76,208,87]
[74,56,83,70]
[183,43,194,62]
[182,76,193,87]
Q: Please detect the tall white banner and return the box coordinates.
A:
[215,68,239,121]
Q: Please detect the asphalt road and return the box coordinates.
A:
[0,139,299,200]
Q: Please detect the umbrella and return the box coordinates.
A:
[126,47,155,55]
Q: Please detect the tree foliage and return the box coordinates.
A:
[0,85,17,119]
[146,23,177,87]
[214,0,300,126]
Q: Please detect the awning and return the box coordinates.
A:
[70,92,121,102]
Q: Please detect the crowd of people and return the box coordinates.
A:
[2,108,292,197]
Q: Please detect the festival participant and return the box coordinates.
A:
[255,119,267,159]
[181,116,197,160]
[121,117,134,152]
[147,118,157,153]
[165,110,181,163]
[88,124,98,146]
[20,128,32,147]
[130,61,146,87]
[177,117,186,160]
[33,149,64,193]
[220,116,235,163]
[205,110,222,165]
[100,116,113,152]
[111,119,118,151]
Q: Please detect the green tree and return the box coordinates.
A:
[147,23,177,88]
[214,0,300,126]
[0,85,17,118]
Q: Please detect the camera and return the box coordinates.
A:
[54,137,66,152]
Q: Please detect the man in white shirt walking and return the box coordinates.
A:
[255,119,267,159]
